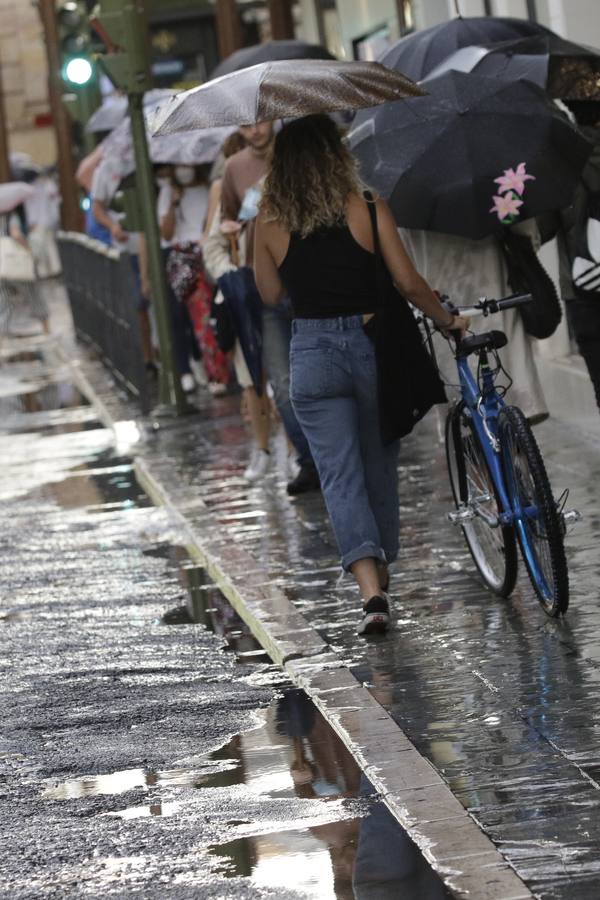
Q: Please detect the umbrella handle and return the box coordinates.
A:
[228,233,240,268]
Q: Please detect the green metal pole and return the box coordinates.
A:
[128,89,188,413]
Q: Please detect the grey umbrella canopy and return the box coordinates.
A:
[424,34,600,97]
[211,39,335,80]
[380,15,551,82]
[150,59,424,135]
[102,116,235,179]
[86,89,174,135]
[349,70,591,240]
[85,95,128,134]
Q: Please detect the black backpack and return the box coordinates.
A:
[501,231,562,340]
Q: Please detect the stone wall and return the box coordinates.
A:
[0,0,56,165]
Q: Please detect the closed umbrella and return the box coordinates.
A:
[425,34,600,99]
[380,15,551,82]
[212,39,335,79]
[349,71,591,240]
[150,59,424,135]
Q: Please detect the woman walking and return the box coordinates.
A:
[254,115,468,634]
[159,164,229,393]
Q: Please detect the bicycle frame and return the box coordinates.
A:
[455,351,515,528]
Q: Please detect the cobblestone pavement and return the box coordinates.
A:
[113,359,600,898]
[0,336,448,899]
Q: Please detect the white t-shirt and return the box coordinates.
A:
[25,176,61,231]
[157,183,208,244]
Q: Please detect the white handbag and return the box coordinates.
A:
[0,235,35,282]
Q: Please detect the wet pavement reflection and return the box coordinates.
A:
[124,354,600,897]
[0,341,447,899]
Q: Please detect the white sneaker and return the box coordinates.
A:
[189,358,208,386]
[243,448,271,482]
[287,451,300,481]
[181,373,196,393]
[208,381,227,397]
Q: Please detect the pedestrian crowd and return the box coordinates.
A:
[3,19,600,634]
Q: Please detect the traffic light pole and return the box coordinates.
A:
[128,93,188,414]
[90,0,188,416]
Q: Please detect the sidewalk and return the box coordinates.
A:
[55,287,600,898]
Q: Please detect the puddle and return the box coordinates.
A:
[0,344,448,898]
[43,691,449,898]
[38,544,449,898]
[0,375,87,416]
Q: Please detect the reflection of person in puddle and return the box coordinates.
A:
[276,690,360,898]
[353,777,447,900]
[277,690,447,900]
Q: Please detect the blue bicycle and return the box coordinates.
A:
[428,293,577,617]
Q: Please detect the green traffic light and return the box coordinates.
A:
[64,57,93,85]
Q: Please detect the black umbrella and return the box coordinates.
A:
[424,34,600,99]
[380,15,551,82]
[151,60,423,134]
[211,39,335,79]
[349,70,591,240]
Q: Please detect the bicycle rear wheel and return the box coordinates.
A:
[445,401,518,597]
[498,405,569,616]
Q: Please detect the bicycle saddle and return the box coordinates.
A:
[457,330,508,357]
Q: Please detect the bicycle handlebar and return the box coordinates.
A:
[443,292,532,318]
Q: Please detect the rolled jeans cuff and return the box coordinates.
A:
[342,542,388,573]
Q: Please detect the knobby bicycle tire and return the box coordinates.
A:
[498,405,569,616]
[445,401,518,598]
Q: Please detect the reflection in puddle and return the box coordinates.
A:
[43,757,241,800]
[104,802,180,819]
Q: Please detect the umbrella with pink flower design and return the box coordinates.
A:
[349,70,591,239]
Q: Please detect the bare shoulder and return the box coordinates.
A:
[256,214,290,265]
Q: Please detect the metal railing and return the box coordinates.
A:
[58,232,150,412]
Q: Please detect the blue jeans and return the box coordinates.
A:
[290,316,400,571]
[262,303,313,468]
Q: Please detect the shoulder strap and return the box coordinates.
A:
[363,189,387,306]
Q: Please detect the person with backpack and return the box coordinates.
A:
[558,101,600,413]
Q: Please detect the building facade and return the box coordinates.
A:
[293,0,600,63]
[0,0,55,165]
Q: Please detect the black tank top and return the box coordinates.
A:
[278,221,379,318]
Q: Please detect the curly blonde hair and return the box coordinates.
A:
[260,115,363,238]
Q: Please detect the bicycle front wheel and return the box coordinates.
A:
[445,401,518,597]
[498,405,569,617]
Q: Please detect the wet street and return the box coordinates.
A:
[93,346,600,894]
[0,332,448,898]
[3,290,600,898]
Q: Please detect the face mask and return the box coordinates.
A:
[155,177,170,189]
[174,166,195,186]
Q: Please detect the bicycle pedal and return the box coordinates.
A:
[448,506,476,525]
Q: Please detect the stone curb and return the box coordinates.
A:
[61,343,535,900]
